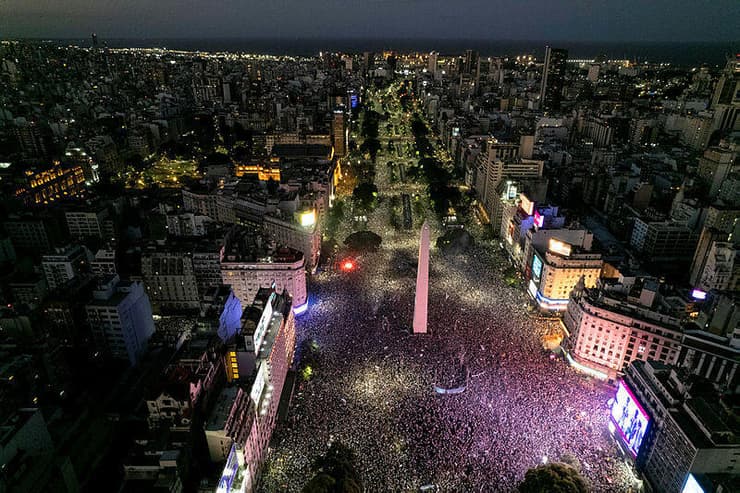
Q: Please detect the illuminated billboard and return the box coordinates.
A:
[610,381,650,457]
[300,210,316,227]
[533,210,544,228]
[532,255,543,284]
[690,289,707,300]
[548,238,572,256]
[681,474,705,493]
[350,94,359,109]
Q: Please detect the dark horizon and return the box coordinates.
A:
[8,36,737,65]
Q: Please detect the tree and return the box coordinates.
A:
[518,463,589,493]
[344,231,382,252]
[352,182,378,211]
[302,442,362,493]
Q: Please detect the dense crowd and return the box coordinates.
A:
[259,228,637,492]
[258,97,637,492]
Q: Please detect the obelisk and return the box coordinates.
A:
[413,221,430,334]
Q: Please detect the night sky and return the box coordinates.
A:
[1,0,738,42]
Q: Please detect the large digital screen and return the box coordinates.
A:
[681,474,705,493]
[532,255,543,284]
[690,289,707,300]
[610,381,650,456]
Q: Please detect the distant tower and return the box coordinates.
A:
[428,51,438,76]
[540,46,568,111]
[413,221,430,334]
[91,33,99,50]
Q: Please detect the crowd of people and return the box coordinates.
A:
[259,225,637,492]
[258,95,637,492]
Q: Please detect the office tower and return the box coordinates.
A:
[428,51,438,76]
[332,109,347,157]
[540,46,568,111]
[91,33,98,49]
[697,145,737,199]
[710,55,740,108]
[85,275,155,366]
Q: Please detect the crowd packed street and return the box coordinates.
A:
[258,88,637,492]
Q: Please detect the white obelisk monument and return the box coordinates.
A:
[413,221,430,334]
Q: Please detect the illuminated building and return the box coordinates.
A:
[15,161,86,206]
[234,160,281,181]
[199,286,243,342]
[499,187,555,264]
[85,274,155,366]
[41,244,90,291]
[220,226,307,311]
[473,137,544,220]
[622,361,740,493]
[428,51,438,76]
[525,230,603,311]
[564,277,683,380]
[539,46,568,111]
[332,109,348,158]
[263,211,320,272]
[216,288,296,493]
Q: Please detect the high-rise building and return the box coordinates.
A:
[697,145,737,200]
[539,46,568,111]
[64,206,112,241]
[564,277,683,380]
[526,234,603,311]
[216,288,296,493]
[41,244,90,291]
[220,228,307,311]
[710,54,740,109]
[427,51,438,76]
[141,248,201,312]
[621,360,740,493]
[85,275,155,366]
[630,219,699,262]
[331,109,347,158]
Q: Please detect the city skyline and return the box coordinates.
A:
[1,4,739,491]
